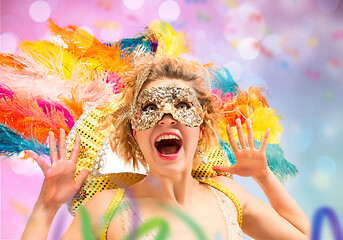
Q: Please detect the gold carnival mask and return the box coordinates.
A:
[131,86,204,131]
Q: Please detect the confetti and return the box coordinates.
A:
[197,12,211,22]
[305,68,321,81]
[329,57,340,68]
[97,0,114,11]
[253,41,273,58]
[332,30,343,41]
[308,38,319,47]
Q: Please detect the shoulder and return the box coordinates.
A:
[208,176,252,210]
[61,189,120,239]
[83,188,122,221]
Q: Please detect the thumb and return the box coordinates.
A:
[75,168,89,187]
[213,165,238,175]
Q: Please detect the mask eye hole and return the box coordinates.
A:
[176,101,191,110]
[142,103,158,111]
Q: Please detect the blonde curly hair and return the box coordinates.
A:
[108,55,220,170]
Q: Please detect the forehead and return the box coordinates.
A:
[141,77,192,92]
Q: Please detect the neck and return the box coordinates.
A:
[131,169,200,205]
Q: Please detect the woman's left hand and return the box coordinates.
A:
[213,118,270,179]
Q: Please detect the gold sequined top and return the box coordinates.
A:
[99,179,243,240]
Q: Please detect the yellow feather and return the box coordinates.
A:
[18,40,77,80]
[149,20,189,57]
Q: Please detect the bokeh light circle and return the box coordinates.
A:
[239,2,260,22]
[9,155,41,176]
[224,61,243,81]
[29,1,51,23]
[123,0,145,10]
[100,28,122,42]
[262,34,282,55]
[80,26,94,36]
[158,0,180,23]
[296,16,314,37]
[290,126,313,153]
[315,155,336,176]
[0,32,19,53]
[237,38,260,60]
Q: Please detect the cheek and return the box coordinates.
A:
[134,129,153,151]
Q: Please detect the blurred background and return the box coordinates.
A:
[1,0,343,239]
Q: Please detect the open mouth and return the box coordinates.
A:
[154,134,182,156]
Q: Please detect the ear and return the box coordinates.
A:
[199,125,204,141]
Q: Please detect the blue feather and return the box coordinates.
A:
[105,35,157,55]
[208,67,239,95]
[0,123,50,158]
[219,139,298,183]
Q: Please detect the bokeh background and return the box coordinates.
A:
[1,0,343,239]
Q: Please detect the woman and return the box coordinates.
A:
[21,56,310,240]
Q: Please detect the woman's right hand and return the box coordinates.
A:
[27,129,89,208]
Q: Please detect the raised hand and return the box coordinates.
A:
[214,118,270,179]
[27,129,89,208]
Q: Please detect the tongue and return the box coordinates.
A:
[159,145,179,155]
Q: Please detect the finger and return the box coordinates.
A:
[236,118,247,149]
[69,134,81,163]
[213,165,237,175]
[226,124,240,153]
[75,168,89,189]
[58,129,66,160]
[260,128,270,151]
[48,131,58,164]
[246,119,255,148]
[27,150,50,173]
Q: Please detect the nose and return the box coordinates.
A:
[157,114,177,126]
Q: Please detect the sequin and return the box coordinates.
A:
[131,86,203,131]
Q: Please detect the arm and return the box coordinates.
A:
[214,118,310,239]
[253,168,310,235]
[21,130,89,240]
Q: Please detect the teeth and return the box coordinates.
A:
[156,134,181,142]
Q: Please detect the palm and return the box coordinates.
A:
[28,130,88,207]
[214,118,270,178]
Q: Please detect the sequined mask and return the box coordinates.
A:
[131,86,203,131]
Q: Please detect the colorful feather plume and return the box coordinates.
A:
[0,20,296,182]
[209,67,296,182]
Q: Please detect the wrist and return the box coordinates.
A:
[253,167,272,183]
[33,199,61,217]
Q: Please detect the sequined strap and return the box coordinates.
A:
[197,178,243,228]
[99,188,126,240]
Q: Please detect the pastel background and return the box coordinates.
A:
[1,0,343,239]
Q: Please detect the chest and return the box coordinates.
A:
[107,188,241,240]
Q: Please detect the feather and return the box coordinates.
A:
[107,33,158,55]
[0,54,27,71]
[0,83,14,99]
[18,40,78,80]
[215,86,279,141]
[0,92,70,143]
[48,20,129,73]
[0,123,50,158]
[148,20,189,57]
[208,67,239,95]
[219,139,297,182]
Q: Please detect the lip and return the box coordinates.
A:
[154,132,182,161]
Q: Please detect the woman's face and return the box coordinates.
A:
[132,78,203,176]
